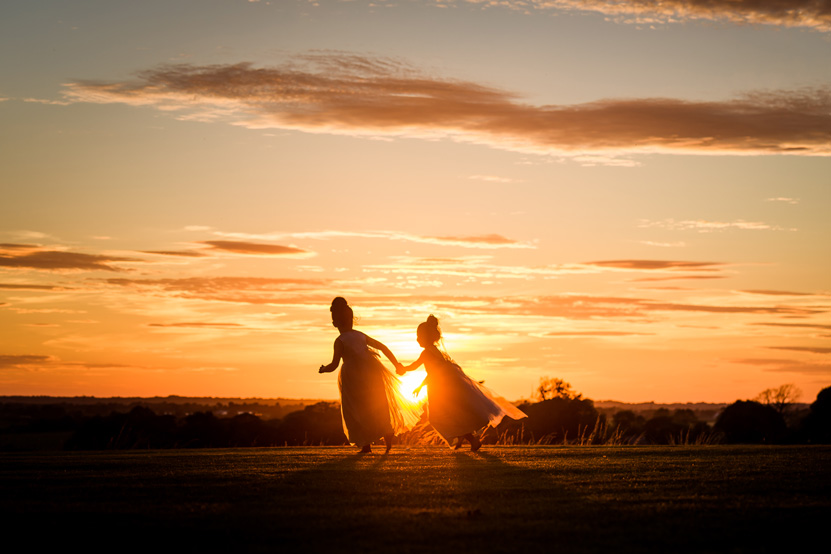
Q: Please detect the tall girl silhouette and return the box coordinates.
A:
[319,297,418,453]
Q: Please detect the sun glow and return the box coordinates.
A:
[397,369,429,404]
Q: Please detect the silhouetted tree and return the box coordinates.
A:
[179,411,226,448]
[755,384,802,415]
[714,400,787,444]
[516,396,599,443]
[641,409,710,444]
[612,409,646,439]
[65,406,177,450]
[535,377,581,402]
[227,412,276,447]
[273,402,346,445]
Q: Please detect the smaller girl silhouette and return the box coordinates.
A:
[398,315,527,450]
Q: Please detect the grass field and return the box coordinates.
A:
[2,445,829,552]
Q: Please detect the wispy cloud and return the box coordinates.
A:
[0,244,136,272]
[766,197,800,204]
[456,0,831,32]
[0,354,54,369]
[147,322,247,329]
[140,240,316,258]
[468,175,522,183]
[639,219,794,232]
[63,54,831,158]
[102,276,334,306]
[105,276,331,294]
[140,250,210,258]
[542,331,654,336]
[0,283,66,291]
[767,346,831,354]
[733,357,831,376]
[583,260,724,271]
[212,229,536,249]
[639,240,686,248]
[9,308,87,315]
[427,234,532,248]
[631,275,727,282]
[199,240,315,257]
[0,353,144,372]
[367,255,589,281]
[22,97,72,106]
[424,294,822,319]
[642,302,821,315]
[741,289,819,297]
[579,260,733,282]
[753,322,831,331]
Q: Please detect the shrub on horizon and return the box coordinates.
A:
[714,400,787,444]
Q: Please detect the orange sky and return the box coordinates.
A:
[1,1,829,403]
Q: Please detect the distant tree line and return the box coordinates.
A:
[0,397,310,420]
[0,401,346,450]
[1,382,829,450]
[482,380,831,446]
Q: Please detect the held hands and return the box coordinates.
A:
[394,361,406,375]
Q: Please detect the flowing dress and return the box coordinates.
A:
[337,330,419,446]
[421,345,527,445]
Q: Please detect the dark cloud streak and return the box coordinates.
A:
[584,260,724,271]
[525,0,831,32]
[141,250,209,258]
[768,346,831,354]
[63,55,831,157]
[148,322,246,329]
[0,283,64,290]
[0,354,53,369]
[0,249,135,272]
[199,241,314,257]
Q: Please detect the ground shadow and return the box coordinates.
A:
[1,446,829,553]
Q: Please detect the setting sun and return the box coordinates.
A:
[397,369,429,405]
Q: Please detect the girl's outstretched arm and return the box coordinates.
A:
[413,375,428,397]
[399,350,427,374]
[319,338,343,373]
[365,335,403,370]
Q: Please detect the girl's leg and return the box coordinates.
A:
[360,444,372,453]
[463,433,482,452]
[384,434,393,453]
[453,437,464,450]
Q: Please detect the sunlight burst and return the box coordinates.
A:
[397,369,428,404]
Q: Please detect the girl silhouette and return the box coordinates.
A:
[397,315,527,450]
[319,297,418,453]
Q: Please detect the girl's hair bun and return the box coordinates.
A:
[419,314,441,343]
[418,314,442,344]
[330,296,353,329]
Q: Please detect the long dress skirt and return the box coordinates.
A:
[338,339,419,446]
[425,351,527,446]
